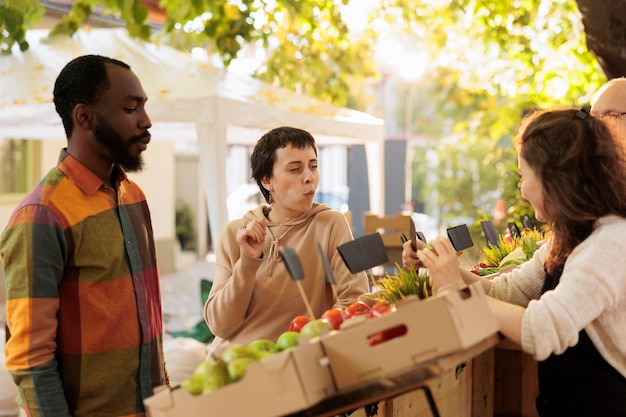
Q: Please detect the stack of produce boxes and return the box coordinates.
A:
[144,282,498,416]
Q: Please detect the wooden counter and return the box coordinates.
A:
[374,338,539,417]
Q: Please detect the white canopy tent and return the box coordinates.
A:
[0,28,385,246]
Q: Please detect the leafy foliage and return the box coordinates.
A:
[49,0,151,40]
[2,0,610,230]
[474,228,545,276]
[175,200,197,250]
[385,0,606,226]
[0,0,45,54]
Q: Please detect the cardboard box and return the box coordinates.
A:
[321,281,498,390]
[144,338,335,417]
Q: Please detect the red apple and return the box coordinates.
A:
[344,301,371,320]
[288,315,312,333]
[321,308,344,330]
[370,301,396,318]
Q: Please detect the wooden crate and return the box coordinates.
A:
[363,211,413,268]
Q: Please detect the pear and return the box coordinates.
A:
[192,357,230,394]
[180,374,204,395]
[227,356,257,382]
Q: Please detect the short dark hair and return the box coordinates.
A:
[53,55,131,138]
[251,126,318,203]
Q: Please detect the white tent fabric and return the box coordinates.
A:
[0,28,385,246]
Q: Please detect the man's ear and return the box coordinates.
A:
[74,104,93,130]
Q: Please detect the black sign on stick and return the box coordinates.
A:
[508,222,522,239]
[520,214,534,230]
[317,242,339,302]
[481,220,500,247]
[447,224,474,252]
[281,247,305,280]
[337,233,388,274]
[280,247,315,318]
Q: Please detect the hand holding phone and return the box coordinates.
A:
[409,218,417,251]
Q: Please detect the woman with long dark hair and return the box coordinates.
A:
[404,108,626,416]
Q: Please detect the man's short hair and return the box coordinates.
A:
[53,55,130,138]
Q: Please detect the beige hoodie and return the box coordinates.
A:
[205,202,369,356]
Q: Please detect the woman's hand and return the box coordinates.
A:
[236,217,267,258]
[401,239,425,269]
[417,236,463,289]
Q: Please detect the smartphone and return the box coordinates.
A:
[409,218,417,251]
[447,224,474,252]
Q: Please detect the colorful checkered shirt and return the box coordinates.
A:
[0,150,167,417]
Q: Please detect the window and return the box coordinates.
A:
[0,139,40,202]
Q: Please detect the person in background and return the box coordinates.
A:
[403,107,626,416]
[590,77,626,128]
[205,126,368,357]
[0,55,167,417]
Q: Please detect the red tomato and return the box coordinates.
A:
[343,301,371,320]
[288,315,312,333]
[370,301,396,318]
[321,308,344,330]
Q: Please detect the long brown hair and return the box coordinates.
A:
[515,108,626,272]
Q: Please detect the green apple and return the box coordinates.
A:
[300,319,333,340]
[426,243,438,255]
[227,357,257,382]
[276,331,300,351]
[248,339,279,358]
[220,344,258,363]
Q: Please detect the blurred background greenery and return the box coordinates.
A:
[3,0,611,248]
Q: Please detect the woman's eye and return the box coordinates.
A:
[124,108,137,113]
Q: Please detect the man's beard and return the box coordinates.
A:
[93,115,147,172]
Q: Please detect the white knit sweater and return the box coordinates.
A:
[489,215,626,378]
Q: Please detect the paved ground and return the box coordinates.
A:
[161,253,214,333]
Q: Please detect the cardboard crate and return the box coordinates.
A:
[144,338,335,417]
[321,281,498,390]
